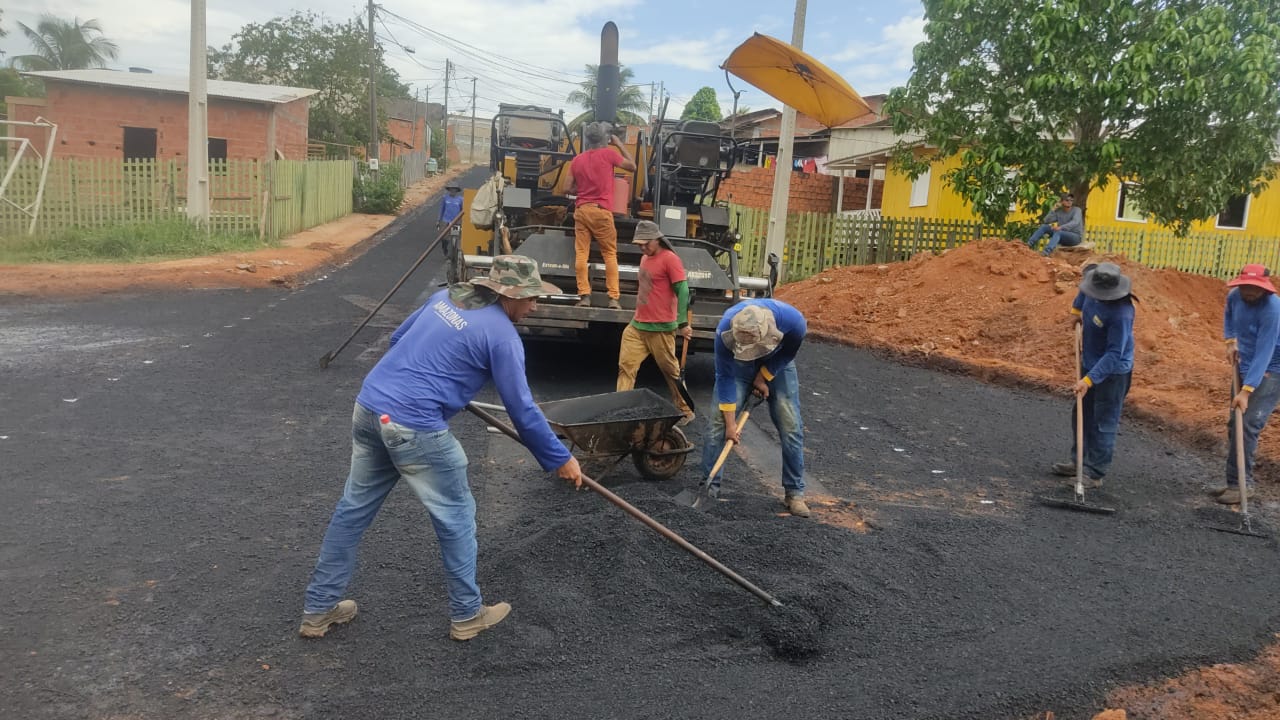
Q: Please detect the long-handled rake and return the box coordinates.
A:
[1040,324,1117,515]
[1205,365,1270,539]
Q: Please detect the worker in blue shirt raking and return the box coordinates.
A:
[438,184,464,232]
[299,255,583,642]
[702,299,811,518]
[1217,264,1280,505]
[1051,262,1137,487]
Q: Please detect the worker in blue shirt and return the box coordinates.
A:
[438,184,464,232]
[300,255,582,641]
[701,299,810,517]
[1051,262,1136,486]
[1218,264,1280,505]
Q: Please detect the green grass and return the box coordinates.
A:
[0,218,278,263]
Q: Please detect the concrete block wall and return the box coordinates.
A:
[718,165,884,213]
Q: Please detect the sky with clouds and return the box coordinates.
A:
[1,0,926,120]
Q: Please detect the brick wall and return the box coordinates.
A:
[7,82,310,161]
[717,165,884,213]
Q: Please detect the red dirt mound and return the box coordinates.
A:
[778,238,1265,480]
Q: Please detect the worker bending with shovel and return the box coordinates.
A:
[1218,264,1280,505]
[299,256,582,641]
[701,299,810,517]
[616,220,695,426]
[1051,262,1136,487]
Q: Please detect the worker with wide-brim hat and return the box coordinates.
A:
[1049,262,1137,487]
[299,255,581,642]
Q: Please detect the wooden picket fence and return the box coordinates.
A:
[0,157,353,243]
[727,204,1280,281]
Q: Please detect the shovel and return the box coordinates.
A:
[1205,363,1270,539]
[465,402,782,606]
[674,393,765,509]
[674,309,696,413]
[1040,324,1116,515]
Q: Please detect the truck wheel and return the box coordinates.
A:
[632,426,689,481]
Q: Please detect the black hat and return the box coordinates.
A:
[1079,262,1133,301]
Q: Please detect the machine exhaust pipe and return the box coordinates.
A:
[595,22,620,126]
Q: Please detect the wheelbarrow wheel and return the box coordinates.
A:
[632,426,689,481]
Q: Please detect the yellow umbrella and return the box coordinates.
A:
[721,33,873,128]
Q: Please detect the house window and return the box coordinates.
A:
[909,166,931,207]
[1116,182,1146,223]
[208,138,227,161]
[1217,194,1250,230]
[122,127,157,160]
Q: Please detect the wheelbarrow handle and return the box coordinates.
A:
[465,402,782,607]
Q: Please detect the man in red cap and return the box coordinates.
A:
[1218,263,1280,504]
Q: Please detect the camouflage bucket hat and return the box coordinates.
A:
[470,254,561,299]
[722,304,784,361]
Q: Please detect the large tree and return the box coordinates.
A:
[886,0,1280,233]
[9,14,119,71]
[565,64,649,128]
[208,10,411,149]
[681,86,723,122]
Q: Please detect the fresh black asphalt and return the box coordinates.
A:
[3,167,1279,720]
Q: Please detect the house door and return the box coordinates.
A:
[122,127,157,160]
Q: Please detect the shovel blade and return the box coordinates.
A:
[673,484,716,510]
[1038,495,1117,515]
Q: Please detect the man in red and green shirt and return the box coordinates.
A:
[616,220,694,425]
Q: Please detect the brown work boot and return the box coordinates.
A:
[1051,462,1076,477]
[450,602,511,641]
[299,600,358,638]
[575,295,591,307]
[784,494,811,518]
[1217,487,1256,505]
[607,298,622,310]
[1207,485,1231,497]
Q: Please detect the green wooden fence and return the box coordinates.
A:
[727,203,1280,281]
[0,158,353,243]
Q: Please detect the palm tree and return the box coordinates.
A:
[566,64,650,129]
[10,15,119,71]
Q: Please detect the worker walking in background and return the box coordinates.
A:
[616,220,695,426]
[438,184,464,233]
[564,122,636,310]
[299,256,583,642]
[702,299,810,517]
[1218,264,1280,505]
[1051,262,1136,486]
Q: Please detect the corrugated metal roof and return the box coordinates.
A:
[22,69,318,105]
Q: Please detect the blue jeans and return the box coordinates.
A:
[1226,372,1280,489]
[702,361,805,495]
[304,403,481,621]
[1027,225,1081,254]
[1070,372,1131,479]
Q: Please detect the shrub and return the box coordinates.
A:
[354,161,405,214]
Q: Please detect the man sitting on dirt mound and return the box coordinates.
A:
[299,255,583,642]
[703,299,810,517]
[1218,264,1280,505]
[1026,193,1084,256]
[1051,262,1136,486]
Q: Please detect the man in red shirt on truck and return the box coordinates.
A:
[565,122,636,310]
[616,220,695,426]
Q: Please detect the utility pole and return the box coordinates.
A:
[469,77,477,164]
[186,0,210,225]
[442,59,450,170]
[366,0,379,175]
[764,0,807,284]
[649,81,655,120]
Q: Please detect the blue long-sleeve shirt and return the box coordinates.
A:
[356,289,571,471]
[712,299,807,410]
[1070,292,1135,386]
[440,194,463,225]
[1223,289,1280,391]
